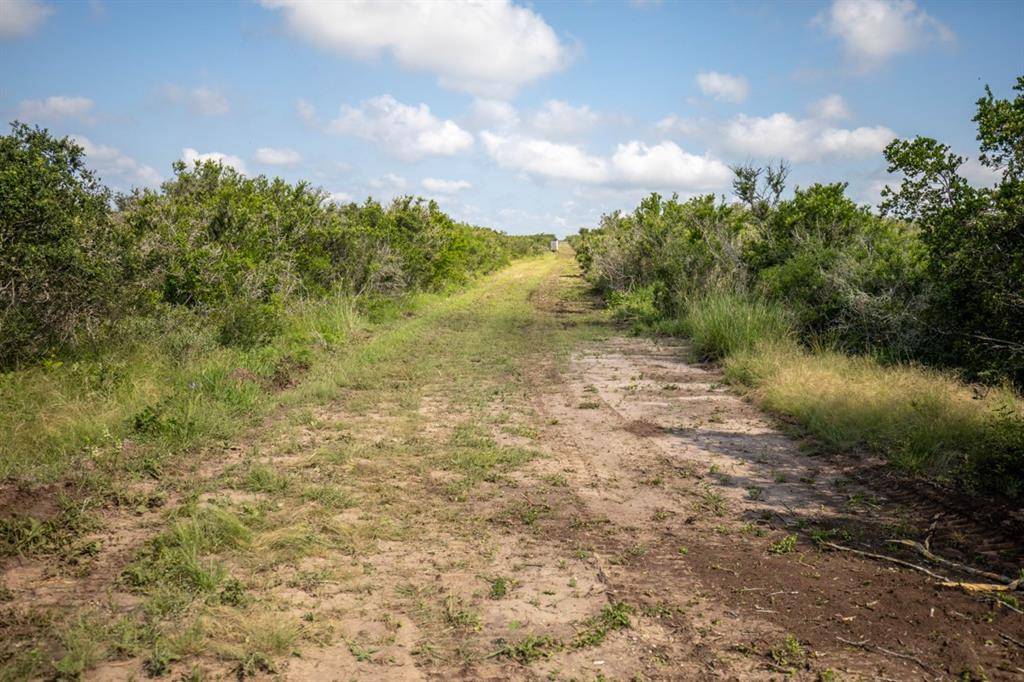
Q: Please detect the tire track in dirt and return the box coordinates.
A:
[522,323,1024,680]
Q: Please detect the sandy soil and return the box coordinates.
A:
[4,260,1022,681]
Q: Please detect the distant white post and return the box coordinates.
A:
[550,238,559,252]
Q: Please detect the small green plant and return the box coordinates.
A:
[572,602,633,648]
[443,595,481,630]
[769,633,805,668]
[494,634,561,664]
[488,576,511,599]
[768,534,798,555]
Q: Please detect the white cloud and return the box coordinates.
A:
[810,94,851,120]
[182,148,248,174]
[296,98,318,126]
[696,71,749,103]
[960,157,1001,188]
[481,131,608,184]
[327,95,473,161]
[531,100,600,137]
[724,112,895,162]
[161,85,230,116]
[189,87,229,116]
[656,115,703,136]
[328,191,353,204]
[254,147,302,166]
[822,0,954,68]
[0,0,53,38]
[470,99,520,130]
[816,126,895,157]
[369,173,408,191]
[422,178,472,194]
[17,95,94,121]
[260,0,572,97]
[481,131,730,191]
[610,141,731,189]
[72,135,162,187]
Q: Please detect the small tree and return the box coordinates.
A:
[881,76,1024,384]
[0,123,127,367]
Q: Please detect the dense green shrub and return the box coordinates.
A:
[0,123,133,364]
[748,183,927,358]
[882,76,1024,383]
[216,299,285,349]
[576,76,1022,383]
[0,124,549,369]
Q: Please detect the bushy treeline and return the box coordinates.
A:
[0,122,551,367]
[571,78,1024,497]
[573,77,1024,386]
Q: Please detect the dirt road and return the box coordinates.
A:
[3,252,1022,680]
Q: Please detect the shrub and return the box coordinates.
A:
[882,76,1024,383]
[0,123,130,367]
[217,300,284,349]
[0,122,548,370]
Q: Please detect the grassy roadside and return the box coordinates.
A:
[616,289,1024,498]
[1,251,610,679]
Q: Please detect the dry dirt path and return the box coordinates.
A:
[3,252,1022,680]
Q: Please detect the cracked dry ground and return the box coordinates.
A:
[3,252,1023,680]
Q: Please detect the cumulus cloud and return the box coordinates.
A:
[422,177,472,194]
[17,95,94,121]
[531,100,600,138]
[327,191,354,204]
[481,131,608,184]
[959,157,1001,188]
[327,95,473,161]
[0,0,53,38]
[811,94,851,120]
[611,141,731,189]
[723,112,895,162]
[696,71,749,103]
[254,147,302,166]
[481,131,730,191]
[470,99,520,130]
[296,98,318,126]
[72,135,162,187]
[369,173,408,191]
[162,85,230,116]
[821,0,954,68]
[188,87,229,116]
[655,115,703,136]
[182,147,248,174]
[260,0,572,97]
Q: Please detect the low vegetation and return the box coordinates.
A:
[0,123,551,485]
[571,77,1024,497]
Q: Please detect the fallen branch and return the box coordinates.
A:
[1002,633,1024,650]
[939,580,1022,594]
[891,539,1021,590]
[835,636,933,674]
[824,541,1023,595]
[821,541,950,582]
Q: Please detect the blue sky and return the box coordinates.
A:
[2,0,1021,236]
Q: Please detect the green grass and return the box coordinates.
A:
[681,291,793,361]
[0,294,361,485]
[725,340,1024,496]
[622,287,1024,498]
